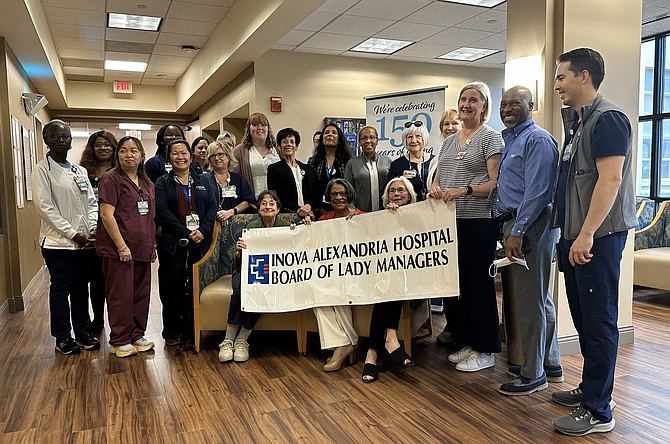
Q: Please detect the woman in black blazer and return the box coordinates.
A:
[155,140,217,346]
[267,128,320,218]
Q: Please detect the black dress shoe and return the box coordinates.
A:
[75,333,101,350]
[55,338,81,355]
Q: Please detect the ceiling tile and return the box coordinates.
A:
[404,2,484,27]
[276,30,315,46]
[343,50,388,59]
[145,63,188,74]
[472,33,506,50]
[106,0,170,17]
[57,48,105,60]
[161,18,217,36]
[104,72,144,83]
[392,42,457,59]
[143,72,180,80]
[166,2,229,23]
[293,47,345,56]
[141,78,177,86]
[61,58,104,69]
[152,44,198,57]
[106,41,155,54]
[105,51,151,63]
[347,0,432,21]
[294,12,340,32]
[44,6,105,26]
[63,66,104,76]
[272,44,296,51]
[49,23,104,40]
[299,32,365,51]
[375,22,444,42]
[54,37,105,51]
[156,32,208,47]
[42,0,104,11]
[321,15,395,37]
[105,28,159,44]
[423,26,494,46]
[473,50,505,64]
[177,0,234,5]
[454,9,506,32]
[317,0,360,14]
[386,54,431,62]
[149,54,192,67]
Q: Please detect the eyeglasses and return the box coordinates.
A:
[93,142,112,148]
[360,136,377,142]
[49,133,72,141]
[389,187,407,194]
[209,153,227,159]
[330,191,348,198]
[404,121,424,128]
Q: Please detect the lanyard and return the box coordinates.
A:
[175,174,193,210]
[412,158,429,190]
[325,161,336,180]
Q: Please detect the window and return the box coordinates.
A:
[638,34,670,200]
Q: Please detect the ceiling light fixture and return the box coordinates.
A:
[437,0,505,7]
[119,123,152,131]
[108,12,162,32]
[438,47,499,61]
[351,38,413,55]
[105,60,148,72]
[181,45,200,53]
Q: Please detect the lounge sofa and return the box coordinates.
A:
[192,214,431,353]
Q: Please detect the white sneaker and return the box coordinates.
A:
[456,351,495,372]
[233,339,249,362]
[448,346,473,363]
[218,339,234,363]
[110,344,138,358]
[132,337,155,352]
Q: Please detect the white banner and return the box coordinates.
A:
[365,86,447,159]
[241,199,459,313]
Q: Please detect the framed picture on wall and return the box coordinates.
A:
[22,125,33,201]
[11,117,25,209]
[323,117,366,157]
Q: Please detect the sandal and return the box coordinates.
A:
[362,363,379,383]
[387,347,414,368]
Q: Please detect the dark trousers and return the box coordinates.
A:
[103,257,151,346]
[367,301,403,351]
[41,248,92,341]
[88,252,106,325]
[557,232,626,422]
[228,271,260,330]
[157,247,196,340]
[450,218,501,353]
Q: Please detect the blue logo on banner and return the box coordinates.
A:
[248,254,270,284]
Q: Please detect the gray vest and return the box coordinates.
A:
[552,94,636,240]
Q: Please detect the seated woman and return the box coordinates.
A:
[202,140,255,224]
[314,178,360,371]
[267,127,320,218]
[362,176,417,383]
[155,140,217,347]
[219,190,293,363]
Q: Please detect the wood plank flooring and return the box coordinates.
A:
[1,266,669,443]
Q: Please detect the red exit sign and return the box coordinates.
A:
[113,81,133,94]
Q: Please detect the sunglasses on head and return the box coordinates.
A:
[404,121,424,128]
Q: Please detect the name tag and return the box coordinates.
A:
[222,185,238,199]
[454,151,466,160]
[403,169,417,179]
[186,213,200,231]
[75,177,89,191]
[137,200,149,215]
[165,163,173,173]
[562,142,573,162]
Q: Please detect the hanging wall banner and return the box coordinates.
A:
[241,199,459,313]
[365,86,447,159]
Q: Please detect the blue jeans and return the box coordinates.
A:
[41,248,92,341]
[557,232,626,422]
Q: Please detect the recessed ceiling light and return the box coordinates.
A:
[108,12,161,32]
[438,47,499,61]
[351,38,413,55]
[181,45,200,53]
[119,123,152,131]
[438,0,505,7]
[105,60,147,72]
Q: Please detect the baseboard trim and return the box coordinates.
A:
[558,325,635,356]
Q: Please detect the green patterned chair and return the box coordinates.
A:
[634,201,670,290]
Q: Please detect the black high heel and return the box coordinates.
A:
[387,347,414,368]
[362,363,379,383]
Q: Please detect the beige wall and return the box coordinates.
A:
[245,50,504,161]
[0,40,51,309]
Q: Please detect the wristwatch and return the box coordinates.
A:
[465,185,473,195]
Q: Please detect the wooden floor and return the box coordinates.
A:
[1,267,670,443]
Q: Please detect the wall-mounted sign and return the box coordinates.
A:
[113,81,132,94]
[270,96,282,113]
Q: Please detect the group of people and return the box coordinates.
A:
[32,47,633,437]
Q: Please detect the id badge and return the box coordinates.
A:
[222,185,238,199]
[403,169,417,179]
[137,200,149,215]
[165,163,173,173]
[186,213,200,230]
[75,177,89,191]
[562,142,572,162]
[454,151,466,160]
